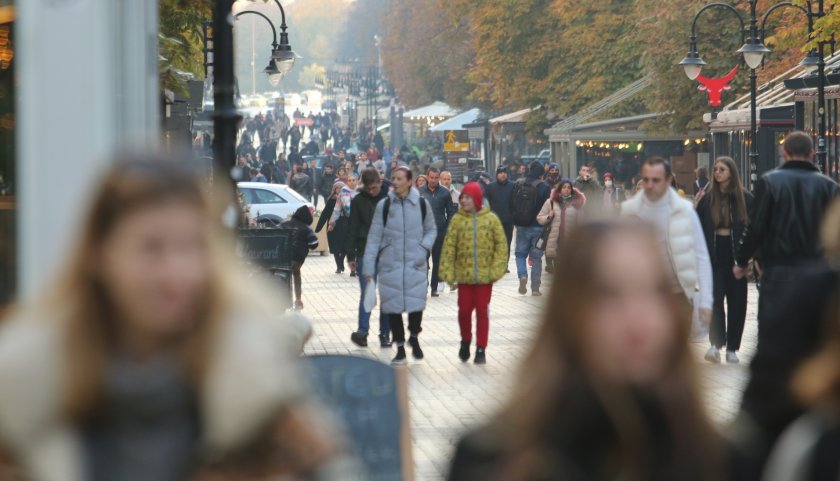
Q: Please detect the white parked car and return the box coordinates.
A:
[237,182,314,226]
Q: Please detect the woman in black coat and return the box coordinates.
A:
[696,156,754,365]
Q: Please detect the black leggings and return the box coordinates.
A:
[291,261,302,300]
[710,235,748,350]
[334,253,346,271]
[388,311,423,344]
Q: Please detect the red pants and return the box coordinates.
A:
[458,284,492,348]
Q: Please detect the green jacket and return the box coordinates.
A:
[440,206,508,285]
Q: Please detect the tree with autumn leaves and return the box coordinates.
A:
[381,0,825,133]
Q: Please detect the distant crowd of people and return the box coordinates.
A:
[0,130,837,481]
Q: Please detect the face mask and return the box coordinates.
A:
[605,181,613,188]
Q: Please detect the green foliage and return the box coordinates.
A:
[159,0,213,93]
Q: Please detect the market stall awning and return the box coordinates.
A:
[489,108,534,124]
[403,101,459,122]
[429,108,481,132]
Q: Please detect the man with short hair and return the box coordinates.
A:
[731,131,839,480]
[620,157,712,325]
[317,164,337,209]
[440,170,460,207]
[574,164,603,216]
[347,169,392,348]
[484,166,515,272]
[512,161,552,296]
[420,167,457,297]
[288,163,313,199]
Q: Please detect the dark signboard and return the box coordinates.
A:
[306,355,414,481]
[236,228,292,270]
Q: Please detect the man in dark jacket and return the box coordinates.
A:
[317,164,337,209]
[484,166,515,271]
[420,167,457,297]
[574,164,603,217]
[731,131,839,481]
[281,206,318,311]
[347,168,391,348]
[513,162,551,296]
[288,163,313,199]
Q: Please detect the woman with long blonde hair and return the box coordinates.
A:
[0,157,353,481]
[449,221,724,481]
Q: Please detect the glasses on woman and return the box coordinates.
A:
[713,167,728,173]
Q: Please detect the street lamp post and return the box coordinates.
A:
[211,0,296,188]
[679,0,825,188]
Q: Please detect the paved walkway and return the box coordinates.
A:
[300,253,758,480]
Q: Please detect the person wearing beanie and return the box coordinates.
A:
[512,161,551,296]
[485,166,515,272]
[281,205,319,310]
[546,163,561,186]
[440,183,508,364]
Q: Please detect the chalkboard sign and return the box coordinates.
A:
[306,355,414,481]
[236,228,292,269]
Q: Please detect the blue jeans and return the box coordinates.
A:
[356,255,389,337]
[515,226,544,291]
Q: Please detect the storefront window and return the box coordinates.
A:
[0,2,13,311]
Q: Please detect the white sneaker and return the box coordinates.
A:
[704,346,721,364]
[726,351,740,364]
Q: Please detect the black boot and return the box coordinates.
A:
[379,334,393,348]
[474,347,486,364]
[459,341,470,362]
[408,336,424,360]
[392,346,407,364]
[350,331,368,347]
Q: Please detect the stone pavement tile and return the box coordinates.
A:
[300,253,757,480]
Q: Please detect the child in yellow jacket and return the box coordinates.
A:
[440,182,508,364]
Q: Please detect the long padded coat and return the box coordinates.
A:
[363,187,437,314]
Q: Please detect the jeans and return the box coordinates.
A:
[515,226,544,290]
[430,234,445,292]
[458,284,493,348]
[356,255,389,337]
[389,311,423,344]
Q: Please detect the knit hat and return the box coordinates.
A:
[460,182,483,211]
[603,172,614,181]
[528,161,544,179]
[496,166,508,174]
[549,163,559,170]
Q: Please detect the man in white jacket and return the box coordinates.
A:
[621,157,713,332]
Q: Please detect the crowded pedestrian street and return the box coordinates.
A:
[300,252,759,480]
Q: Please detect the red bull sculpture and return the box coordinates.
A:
[696,66,739,107]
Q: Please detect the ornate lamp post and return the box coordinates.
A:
[679,0,827,187]
[212,0,296,188]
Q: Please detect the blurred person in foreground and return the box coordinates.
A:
[0,158,356,481]
[762,199,840,481]
[448,221,724,481]
[730,132,838,481]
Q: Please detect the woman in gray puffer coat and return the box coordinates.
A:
[363,166,437,364]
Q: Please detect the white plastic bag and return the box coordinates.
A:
[689,291,709,343]
[363,281,378,313]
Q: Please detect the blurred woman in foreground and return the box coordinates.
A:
[0,158,353,481]
[448,221,724,481]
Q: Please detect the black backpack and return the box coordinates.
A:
[382,197,426,227]
[511,179,540,226]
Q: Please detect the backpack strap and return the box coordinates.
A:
[383,196,425,228]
